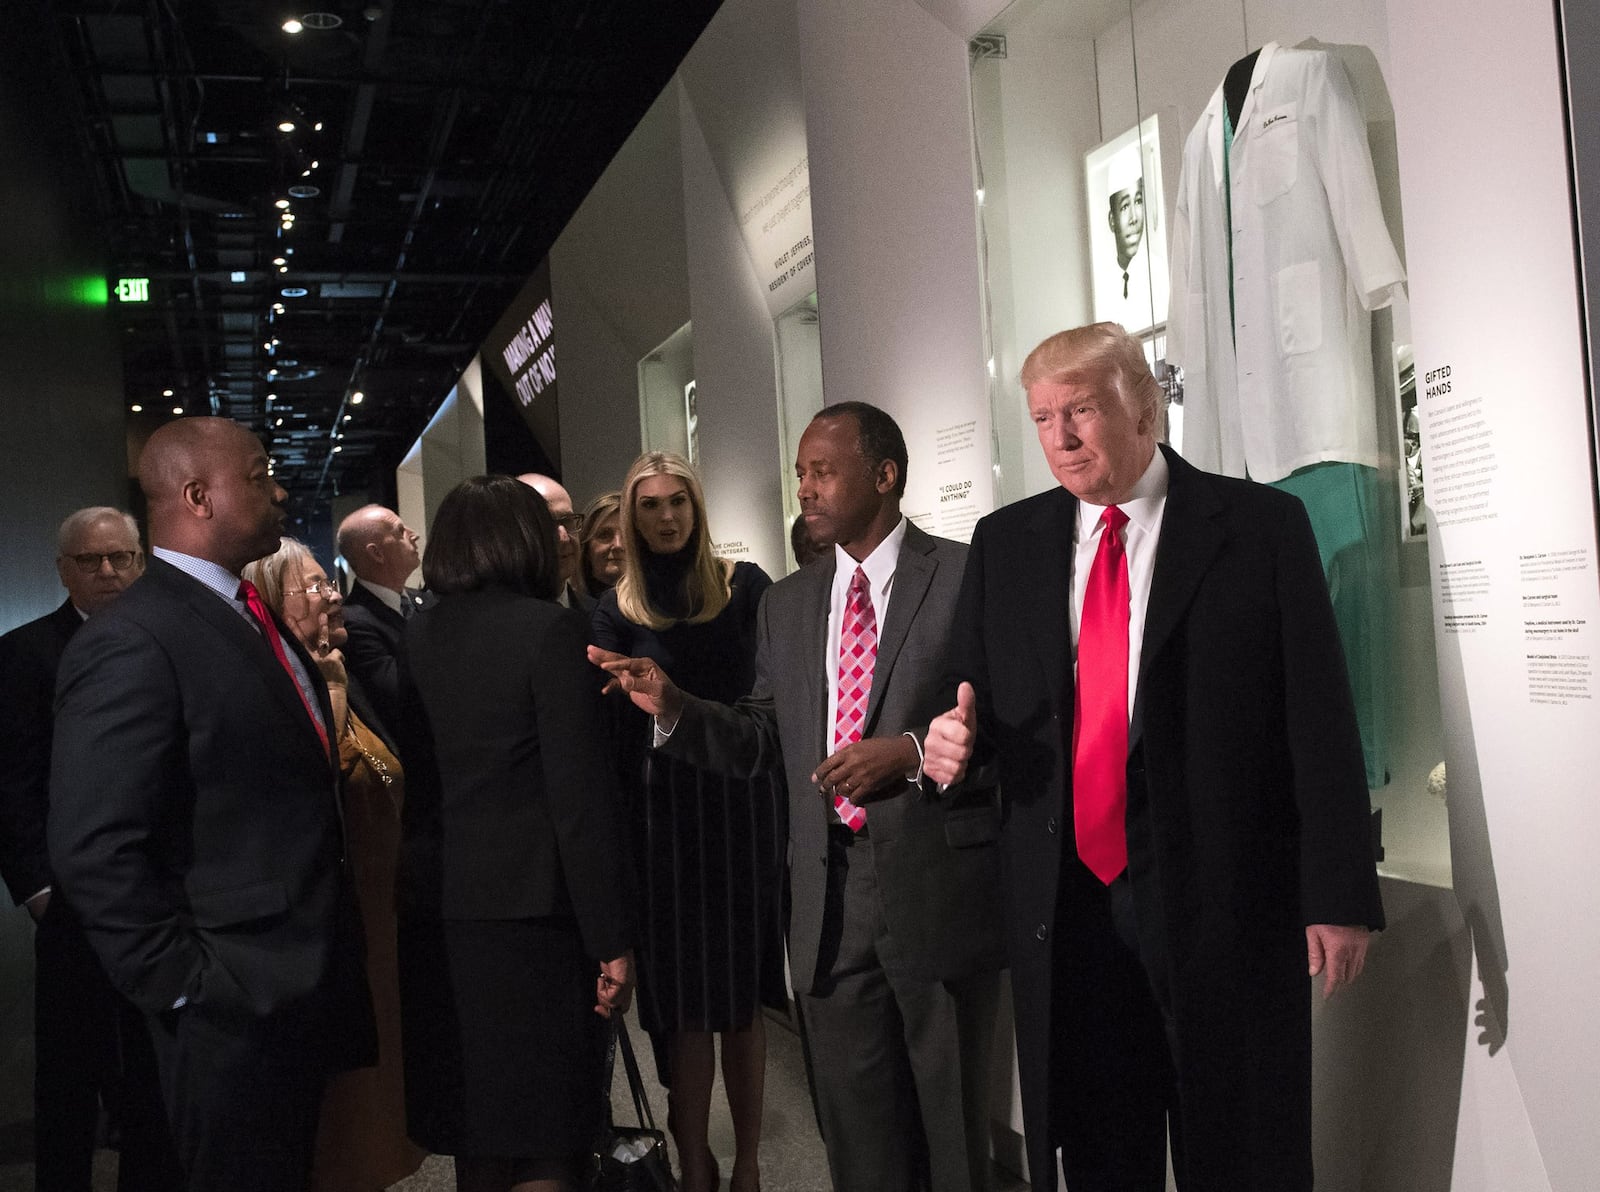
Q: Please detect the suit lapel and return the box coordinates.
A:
[801,556,834,763]
[862,525,934,734]
[149,559,334,768]
[1131,446,1226,748]
[1028,489,1079,719]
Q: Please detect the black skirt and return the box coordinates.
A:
[398,916,607,1158]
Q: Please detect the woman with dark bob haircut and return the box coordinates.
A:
[397,475,635,1192]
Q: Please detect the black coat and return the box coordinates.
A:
[0,599,81,906]
[48,558,373,1052]
[400,587,632,962]
[947,446,1384,1190]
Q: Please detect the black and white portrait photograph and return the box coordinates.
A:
[1085,114,1169,335]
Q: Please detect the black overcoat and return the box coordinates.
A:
[947,445,1384,1190]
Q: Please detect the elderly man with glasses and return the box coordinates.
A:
[0,506,180,1192]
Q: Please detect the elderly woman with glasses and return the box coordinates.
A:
[241,540,424,1192]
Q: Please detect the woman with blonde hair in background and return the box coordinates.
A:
[592,453,785,1192]
[579,489,625,599]
[241,539,424,1192]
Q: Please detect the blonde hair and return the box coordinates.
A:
[579,489,624,597]
[241,538,316,619]
[1020,322,1164,424]
[614,452,732,630]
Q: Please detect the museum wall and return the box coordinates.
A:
[0,15,129,1139]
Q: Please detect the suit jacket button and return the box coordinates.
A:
[1046,816,1058,834]
[1035,923,1048,941]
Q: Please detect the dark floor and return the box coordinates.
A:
[0,1007,1029,1192]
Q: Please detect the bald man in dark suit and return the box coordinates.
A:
[50,419,373,1192]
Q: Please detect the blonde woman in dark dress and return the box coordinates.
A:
[591,453,785,1192]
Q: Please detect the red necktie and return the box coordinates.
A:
[239,580,330,757]
[1073,506,1130,884]
[832,566,876,831]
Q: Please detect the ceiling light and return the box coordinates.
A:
[281,287,309,298]
[130,403,143,413]
[278,265,289,273]
[283,17,303,33]
[276,418,284,427]
[314,122,324,132]
[274,198,290,210]
[332,444,342,453]
[171,406,184,415]
[310,160,319,170]
[272,257,286,266]
[272,303,286,313]
[302,12,344,30]
[162,388,174,397]
[343,414,351,423]
[279,120,297,134]
[350,391,364,405]
[288,184,320,199]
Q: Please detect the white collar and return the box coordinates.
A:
[1074,448,1169,543]
[356,576,405,616]
[1203,42,1281,186]
[833,515,909,598]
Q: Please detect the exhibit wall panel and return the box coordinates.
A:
[677,84,788,574]
[972,26,1101,504]
[548,89,691,506]
[1386,0,1600,1187]
[797,0,996,541]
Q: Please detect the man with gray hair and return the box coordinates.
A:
[0,507,178,1191]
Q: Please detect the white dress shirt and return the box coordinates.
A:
[356,575,405,616]
[823,516,909,751]
[1070,450,1170,721]
[1168,42,1406,483]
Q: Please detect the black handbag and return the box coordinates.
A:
[588,1016,676,1191]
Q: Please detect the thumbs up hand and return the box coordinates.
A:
[923,681,977,785]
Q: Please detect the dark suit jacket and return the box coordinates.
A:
[0,599,81,905]
[948,445,1384,1190]
[342,580,407,736]
[664,522,1005,992]
[400,587,631,962]
[48,558,372,1047]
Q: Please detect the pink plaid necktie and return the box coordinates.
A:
[1073,506,1131,883]
[832,566,877,831]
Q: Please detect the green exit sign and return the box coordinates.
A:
[115,277,150,303]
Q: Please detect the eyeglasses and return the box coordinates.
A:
[554,514,584,534]
[284,581,337,598]
[64,551,141,574]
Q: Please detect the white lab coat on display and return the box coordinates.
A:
[1168,42,1406,482]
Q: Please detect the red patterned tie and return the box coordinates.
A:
[832,566,877,831]
[239,580,329,756]
[1073,506,1130,883]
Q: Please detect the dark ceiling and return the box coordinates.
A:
[47,0,722,523]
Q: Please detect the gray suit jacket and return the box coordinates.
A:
[663,521,1005,992]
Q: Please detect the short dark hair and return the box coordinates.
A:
[422,474,560,599]
[813,401,908,497]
